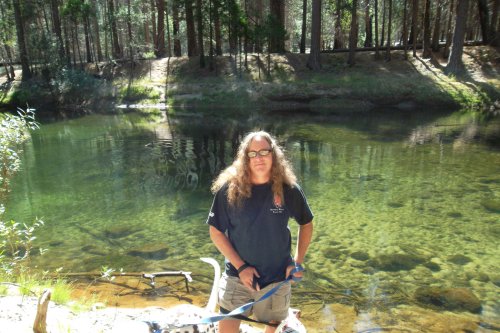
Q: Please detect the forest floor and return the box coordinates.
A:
[0,46,499,116]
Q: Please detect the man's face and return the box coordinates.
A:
[247,136,273,184]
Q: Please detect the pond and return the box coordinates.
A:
[4,108,500,332]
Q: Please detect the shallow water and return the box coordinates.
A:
[4,109,500,332]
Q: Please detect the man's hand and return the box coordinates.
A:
[286,263,304,282]
[238,265,260,291]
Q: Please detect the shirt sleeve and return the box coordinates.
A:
[285,183,314,225]
[206,185,230,233]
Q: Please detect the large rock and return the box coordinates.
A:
[127,245,168,260]
[370,253,426,272]
[414,287,482,313]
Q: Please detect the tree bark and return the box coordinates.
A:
[476,0,490,43]
[12,0,31,80]
[108,0,121,58]
[334,0,343,48]
[213,0,222,55]
[155,0,165,57]
[196,0,205,67]
[380,0,386,47]
[126,0,134,60]
[50,0,65,61]
[411,0,418,57]
[173,0,181,56]
[347,0,358,66]
[374,0,379,56]
[91,0,103,61]
[84,15,92,62]
[490,0,499,45]
[269,0,285,52]
[364,0,373,47]
[446,0,469,74]
[166,0,172,57]
[300,0,307,53]
[385,0,392,60]
[431,0,442,51]
[185,0,198,56]
[443,0,454,58]
[422,0,432,58]
[307,0,321,69]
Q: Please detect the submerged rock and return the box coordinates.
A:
[481,199,500,213]
[447,254,472,265]
[370,253,426,272]
[104,225,139,239]
[127,245,168,260]
[414,287,482,313]
[350,251,370,261]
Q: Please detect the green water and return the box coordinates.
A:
[4,109,500,332]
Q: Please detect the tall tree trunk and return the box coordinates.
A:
[108,0,121,58]
[334,0,343,48]
[173,0,181,56]
[166,0,172,57]
[156,0,166,57]
[422,0,432,58]
[185,0,198,56]
[385,0,392,60]
[411,0,418,56]
[269,0,285,52]
[443,0,454,58]
[431,0,442,51]
[300,0,307,53]
[490,0,499,45]
[254,0,263,52]
[196,0,205,67]
[307,0,321,69]
[364,0,373,47]
[380,0,386,47]
[144,1,151,49]
[375,0,379,56]
[446,0,469,74]
[213,0,222,55]
[50,0,65,61]
[477,0,490,43]
[91,0,103,61]
[151,0,157,48]
[127,0,134,60]
[12,0,31,80]
[4,45,15,78]
[402,0,409,59]
[347,0,358,66]
[63,15,72,65]
[84,15,92,63]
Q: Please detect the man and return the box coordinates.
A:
[207,131,314,333]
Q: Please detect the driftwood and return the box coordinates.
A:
[33,289,51,333]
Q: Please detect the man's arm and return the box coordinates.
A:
[209,225,260,290]
[287,221,313,279]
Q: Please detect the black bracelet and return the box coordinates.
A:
[237,263,250,274]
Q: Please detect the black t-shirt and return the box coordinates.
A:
[206,182,313,287]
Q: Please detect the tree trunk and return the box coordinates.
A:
[477,0,490,43]
[196,0,205,67]
[4,45,15,78]
[84,15,92,63]
[144,1,151,49]
[166,0,172,57]
[385,0,392,60]
[412,0,418,56]
[446,0,469,74]
[91,0,103,61]
[33,289,51,333]
[108,0,121,58]
[422,0,432,58]
[490,0,499,45]
[12,0,31,80]
[380,0,386,47]
[173,0,181,56]
[334,0,343,48]
[269,0,285,52]
[300,0,307,53]
[126,0,134,60]
[254,0,263,52]
[186,0,198,56]
[431,0,442,51]
[50,0,65,61]
[307,0,321,69]
[443,0,454,58]
[347,0,358,66]
[375,0,379,55]
[402,0,409,59]
[214,0,222,55]
[156,0,166,57]
[364,0,373,47]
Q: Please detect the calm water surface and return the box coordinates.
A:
[4,109,500,332]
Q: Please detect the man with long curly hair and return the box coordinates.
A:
[207,131,314,333]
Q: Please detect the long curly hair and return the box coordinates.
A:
[211,131,297,207]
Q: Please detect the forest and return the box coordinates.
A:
[1,0,498,82]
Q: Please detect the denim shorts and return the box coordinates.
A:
[218,273,291,323]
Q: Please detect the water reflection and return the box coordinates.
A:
[3,110,500,332]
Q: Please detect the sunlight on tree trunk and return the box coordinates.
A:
[307,0,321,70]
[446,0,469,75]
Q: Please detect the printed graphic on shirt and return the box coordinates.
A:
[270,194,284,214]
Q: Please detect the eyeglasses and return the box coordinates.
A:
[247,149,272,158]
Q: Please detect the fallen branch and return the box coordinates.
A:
[33,289,51,333]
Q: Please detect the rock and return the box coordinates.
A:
[447,254,472,265]
[350,251,370,261]
[370,253,426,272]
[127,245,169,260]
[414,287,482,313]
[481,199,500,213]
[423,261,441,272]
[104,225,139,239]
